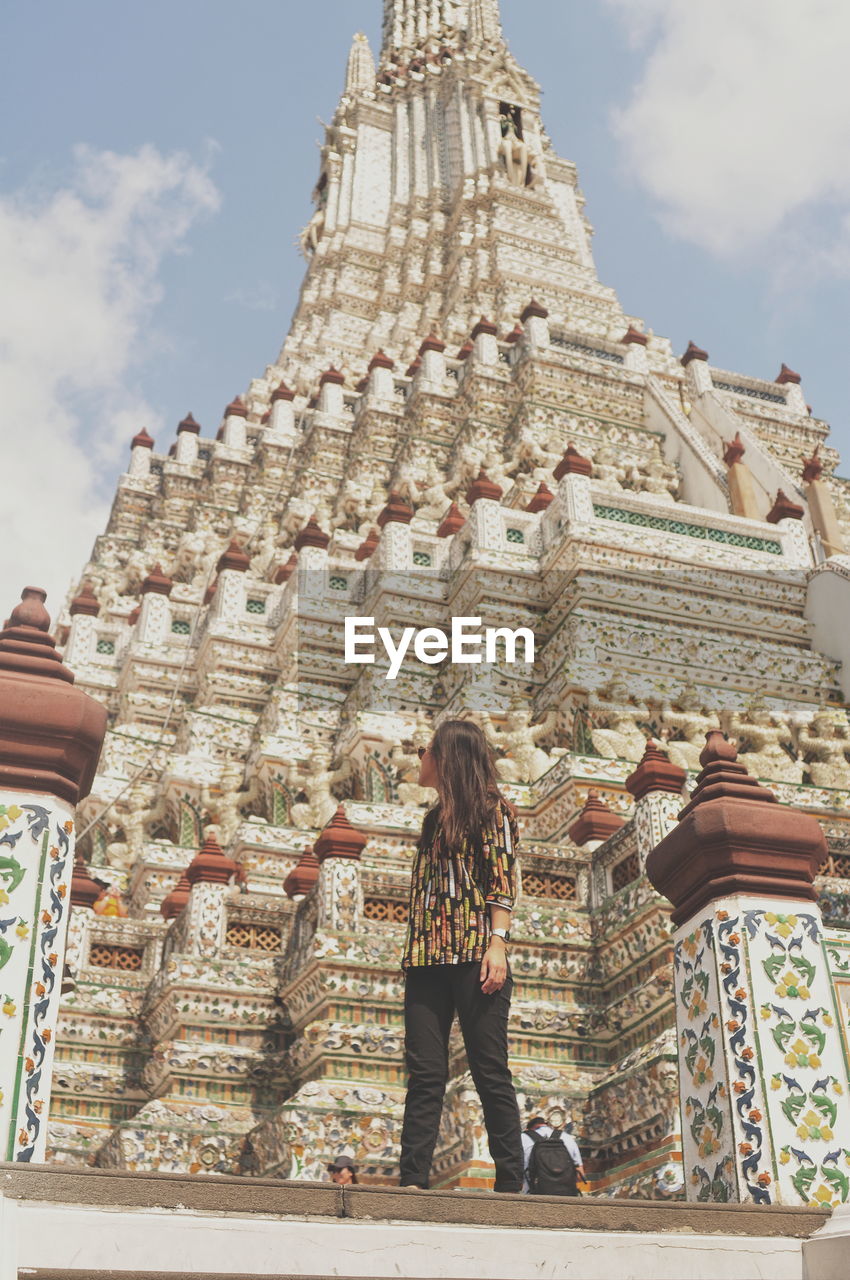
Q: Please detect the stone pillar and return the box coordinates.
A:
[621,325,649,373]
[0,587,106,1162]
[646,732,850,1208]
[221,396,248,448]
[417,334,446,385]
[294,517,331,605]
[722,434,761,520]
[210,540,250,623]
[175,412,201,465]
[128,427,154,478]
[377,493,414,569]
[520,300,550,352]
[318,368,345,415]
[183,833,239,958]
[269,381,297,438]
[626,740,687,871]
[136,565,173,645]
[803,450,845,557]
[63,582,100,669]
[776,364,807,415]
[471,317,499,366]
[682,341,712,396]
[366,351,395,401]
[553,444,594,525]
[465,471,505,552]
[314,805,367,934]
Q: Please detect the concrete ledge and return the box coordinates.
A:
[343,1184,828,1237]
[0,1163,830,1240]
[0,1165,343,1218]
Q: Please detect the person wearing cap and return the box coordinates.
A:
[327,1155,358,1185]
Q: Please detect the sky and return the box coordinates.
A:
[2,0,850,614]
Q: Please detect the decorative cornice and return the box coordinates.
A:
[646,731,825,926]
[0,588,107,805]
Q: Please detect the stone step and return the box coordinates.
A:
[0,1164,835,1280]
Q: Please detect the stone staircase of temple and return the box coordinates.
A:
[2,1165,845,1280]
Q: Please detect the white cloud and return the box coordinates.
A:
[603,0,850,264]
[0,144,219,620]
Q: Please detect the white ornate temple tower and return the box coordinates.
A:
[46,0,850,1201]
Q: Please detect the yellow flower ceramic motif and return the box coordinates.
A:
[784,1039,822,1070]
[779,1150,790,1165]
[0,889,8,905]
[764,911,798,939]
[775,971,810,1000]
[796,1109,834,1143]
[812,1185,838,1208]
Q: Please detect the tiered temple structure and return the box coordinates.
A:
[42,0,850,1200]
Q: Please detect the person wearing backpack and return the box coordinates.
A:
[522,1116,585,1196]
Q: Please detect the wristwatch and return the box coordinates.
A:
[492,928,511,943]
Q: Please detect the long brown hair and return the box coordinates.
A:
[420,719,510,856]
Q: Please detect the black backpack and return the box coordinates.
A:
[526,1127,579,1197]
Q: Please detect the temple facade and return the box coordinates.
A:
[43,0,850,1201]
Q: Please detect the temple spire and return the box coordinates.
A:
[382,0,467,53]
[345,32,375,96]
[467,0,502,46]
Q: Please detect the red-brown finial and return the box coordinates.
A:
[314,805,367,863]
[766,490,805,524]
[419,333,446,355]
[465,470,503,505]
[355,528,381,561]
[377,492,414,528]
[69,581,100,618]
[69,852,103,909]
[776,363,801,386]
[320,367,345,387]
[161,869,192,920]
[802,446,824,484]
[294,516,331,552]
[471,317,498,340]
[140,565,174,597]
[645,730,824,926]
[187,831,240,886]
[273,552,298,584]
[217,539,251,574]
[131,427,155,450]
[225,395,248,418]
[437,504,466,538]
[553,443,593,480]
[723,432,746,466]
[284,845,320,899]
[271,381,295,402]
[525,483,554,513]
[681,341,709,367]
[568,790,626,846]
[177,413,201,435]
[621,325,648,347]
[520,300,549,323]
[626,739,687,802]
[368,350,395,372]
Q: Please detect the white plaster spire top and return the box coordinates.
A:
[467,0,502,46]
[345,31,376,95]
[382,0,467,53]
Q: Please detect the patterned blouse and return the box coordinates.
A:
[402,800,519,969]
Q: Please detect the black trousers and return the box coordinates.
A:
[399,961,523,1192]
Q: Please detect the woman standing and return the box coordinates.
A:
[399,719,524,1193]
